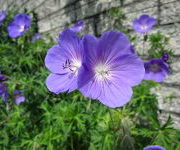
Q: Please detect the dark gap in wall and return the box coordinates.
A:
[38,0,78,21]
[17,0,30,10]
[123,0,149,7]
[1,0,7,9]
[160,109,180,116]
[120,0,123,6]
[31,0,47,12]
[159,0,178,5]
[93,14,100,37]
[157,0,161,25]
[161,83,180,90]
[173,55,180,59]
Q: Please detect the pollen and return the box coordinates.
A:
[141,25,147,30]
[63,59,81,75]
[95,64,110,80]
[19,25,25,32]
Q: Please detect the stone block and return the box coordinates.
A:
[123,0,137,5]
[152,86,180,114]
[171,61,180,73]
[34,0,76,19]
[81,18,95,35]
[160,1,180,24]
[158,111,180,129]
[160,0,177,4]
[96,13,116,35]
[38,7,76,33]
[22,0,45,12]
[164,72,180,84]
[151,23,180,55]
[123,0,158,14]
[75,0,120,20]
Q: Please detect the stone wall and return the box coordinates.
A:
[0,0,180,128]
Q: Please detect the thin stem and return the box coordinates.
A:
[142,33,148,58]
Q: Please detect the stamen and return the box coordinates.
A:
[95,64,110,80]
[141,25,147,30]
[19,25,25,32]
[62,59,81,74]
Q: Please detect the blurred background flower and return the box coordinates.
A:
[133,14,156,34]
[8,13,31,38]
[0,10,6,24]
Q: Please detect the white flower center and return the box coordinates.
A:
[63,59,81,75]
[141,25,147,30]
[19,25,25,32]
[95,64,110,80]
[71,59,81,72]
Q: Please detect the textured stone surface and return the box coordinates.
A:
[160,0,177,4]
[38,6,76,33]
[158,111,180,129]
[75,0,121,20]
[160,1,180,24]
[34,0,76,20]
[152,86,180,113]
[22,0,45,12]
[123,0,158,14]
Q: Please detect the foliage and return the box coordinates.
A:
[148,32,173,61]
[0,9,179,150]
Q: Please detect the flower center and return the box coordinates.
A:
[19,25,25,32]
[141,25,147,30]
[150,63,160,73]
[95,64,110,80]
[63,59,81,74]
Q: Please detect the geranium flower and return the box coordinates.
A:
[8,13,31,38]
[13,90,25,105]
[0,10,6,24]
[70,21,85,32]
[144,58,169,82]
[143,145,166,150]
[78,31,145,108]
[133,14,156,33]
[0,74,6,80]
[32,33,41,42]
[45,29,83,94]
[0,83,8,102]
[0,75,8,102]
[161,53,169,62]
[15,96,25,105]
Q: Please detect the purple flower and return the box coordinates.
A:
[0,74,6,80]
[78,30,145,108]
[45,29,83,94]
[13,90,22,95]
[8,13,31,38]
[15,96,25,105]
[143,145,166,150]
[162,53,169,62]
[144,58,169,82]
[32,33,41,42]
[0,10,6,24]
[0,74,8,102]
[133,14,156,33]
[13,90,25,105]
[0,83,8,102]
[70,21,85,32]
[130,45,135,53]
